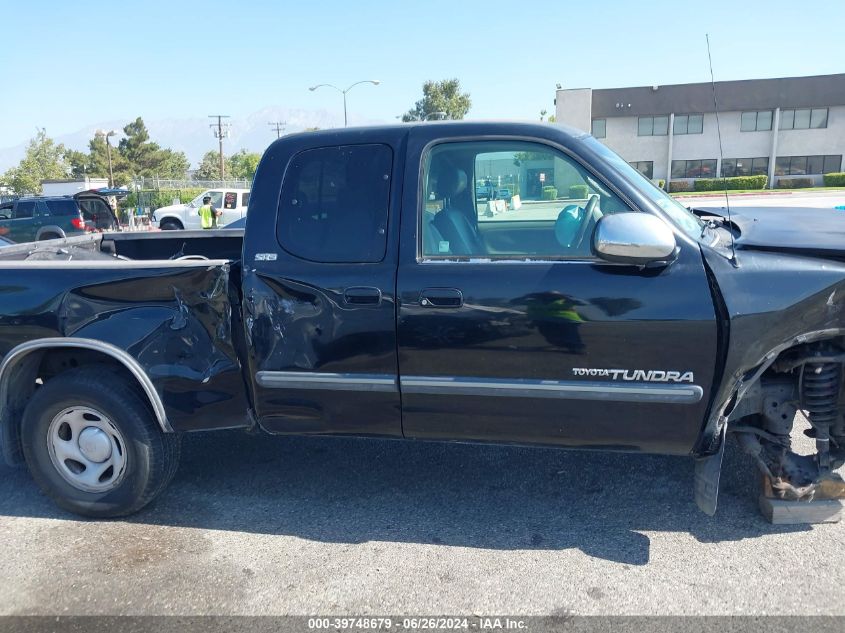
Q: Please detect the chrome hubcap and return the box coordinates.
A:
[47,407,127,493]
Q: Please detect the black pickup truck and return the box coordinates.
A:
[1,121,844,518]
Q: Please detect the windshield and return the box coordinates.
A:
[583,137,703,238]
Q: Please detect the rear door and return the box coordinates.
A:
[76,196,117,231]
[0,203,12,240]
[396,131,718,454]
[242,137,403,437]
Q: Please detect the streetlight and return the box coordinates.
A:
[95,129,119,187]
[309,80,381,127]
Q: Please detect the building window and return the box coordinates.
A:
[720,157,769,178]
[591,119,606,138]
[673,114,703,135]
[740,110,773,132]
[638,115,669,136]
[780,107,828,130]
[671,159,717,179]
[775,155,841,176]
[628,161,654,179]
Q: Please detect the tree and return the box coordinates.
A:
[117,117,189,180]
[194,151,232,180]
[1,129,69,194]
[65,149,91,179]
[228,150,262,181]
[401,79,471,122]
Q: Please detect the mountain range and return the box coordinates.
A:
[0,106,387,173]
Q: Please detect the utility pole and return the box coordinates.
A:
[268,121,287,139]
[208,115,231,180]
[95,129,119,188]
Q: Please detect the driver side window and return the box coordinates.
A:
[421,141,631,259]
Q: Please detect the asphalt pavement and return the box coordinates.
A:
[1,426,843,616]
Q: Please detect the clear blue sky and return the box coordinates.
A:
[1,0,844,146]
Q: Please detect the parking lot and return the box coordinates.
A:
[1,427,843,616]
[680,189,845,210]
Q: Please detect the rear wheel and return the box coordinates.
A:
[39,233,61,241]
[160,220,183,231]
[21,366,180,518]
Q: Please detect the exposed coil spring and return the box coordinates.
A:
[801,362,841,427]
[801,362,841,472]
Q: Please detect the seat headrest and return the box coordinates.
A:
[432,164,467,198]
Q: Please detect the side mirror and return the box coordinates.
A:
[592,213,678,266]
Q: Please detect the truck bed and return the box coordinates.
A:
[0,229,244,263]
[0,229,251,435]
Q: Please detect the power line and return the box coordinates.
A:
[208,115,231,179]
[268,121,287,138]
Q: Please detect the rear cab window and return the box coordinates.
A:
[276,144,393,263]
[223,192,238,209]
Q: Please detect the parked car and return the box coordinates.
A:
[152,189,250,230]
[1,121,844,520]
[495,188,512,201]
[0,192,118,243]
[475,184,493,201]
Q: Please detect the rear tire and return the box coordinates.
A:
[20,366,180,518]
[39,233,61,241]
[160,220,183,231]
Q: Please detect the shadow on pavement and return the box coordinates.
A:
[0,431,809,565]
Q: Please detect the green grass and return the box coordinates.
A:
[671,186,845,197]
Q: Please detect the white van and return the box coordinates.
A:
[152,189,251,230]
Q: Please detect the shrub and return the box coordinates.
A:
[693,175,767,191]
[776,177,814,189]
[567,184,588,199]
[178,188,206,203]
[542,186,559,200]
[823,172,845,187]
[669,180,693,193]
[656,179,665,189]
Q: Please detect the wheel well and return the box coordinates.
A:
[729,336,845,499]
[160,217,183,229]
[1,346,167,467]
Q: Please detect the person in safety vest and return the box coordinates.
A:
[198,196,222,229]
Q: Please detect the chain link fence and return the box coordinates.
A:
[131,177,251,190]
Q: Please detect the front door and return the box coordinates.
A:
[10,200,38,242]
[396,134,719,454]
[243,140,403,437]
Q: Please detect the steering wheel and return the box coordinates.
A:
[573,194,600,252]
